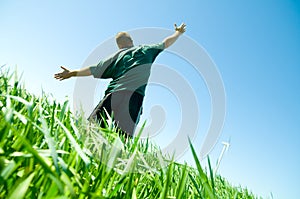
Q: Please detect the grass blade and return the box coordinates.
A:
[176,163,188,199]
[8,172,35,199]
[207,156,216,196]
[188,173,204,199]
[131,121,146,153]
[189,138,215,199]
[55,118,91,166]
[160,160,174,199]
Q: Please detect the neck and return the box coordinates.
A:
[120,45,133,49]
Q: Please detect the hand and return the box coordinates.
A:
[54,66,73,81]
[174,23,186,34]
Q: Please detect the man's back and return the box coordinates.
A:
[90,42,165,96]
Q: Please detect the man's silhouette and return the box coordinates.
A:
[54,23,186,137]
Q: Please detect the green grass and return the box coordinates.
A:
[0,68,261,198]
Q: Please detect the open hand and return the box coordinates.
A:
[54,66,72,81]
[174,23,186,33]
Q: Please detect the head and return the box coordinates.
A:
[115,32,134,49]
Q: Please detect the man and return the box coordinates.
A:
[54,23,186,137]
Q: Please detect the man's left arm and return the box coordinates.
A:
[163,23,186,48]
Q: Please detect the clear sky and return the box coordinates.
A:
[1,1,300,198]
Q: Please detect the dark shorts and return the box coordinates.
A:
[88,90,144,136]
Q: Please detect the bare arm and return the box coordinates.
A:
[163,23,186,48]
[54,66,92,81]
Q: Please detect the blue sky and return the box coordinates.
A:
[1,1,300,198]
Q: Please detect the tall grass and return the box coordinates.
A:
[0,68,260,198]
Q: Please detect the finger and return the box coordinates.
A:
[179,23,186,28]
[60,66,68,71]
[181,23,186,32]
[55,74,65,80]
[180,24,186,30]
[54,73,62,78]
[174,23,178,30]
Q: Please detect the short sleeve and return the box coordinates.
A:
[89,50,125,79]
[90,59,114,79]
[146,42,165,57]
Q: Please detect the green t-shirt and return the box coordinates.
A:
[90,42,165,96]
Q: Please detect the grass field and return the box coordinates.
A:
[0,68,261,198]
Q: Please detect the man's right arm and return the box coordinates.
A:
[55,50,121,81]
[54,66,92,81]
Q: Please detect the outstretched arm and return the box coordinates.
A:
[54,66,92,81]
[163,23,186,48]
